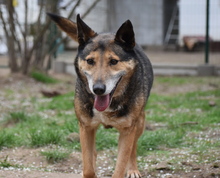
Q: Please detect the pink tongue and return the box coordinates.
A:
[94,94,110,111]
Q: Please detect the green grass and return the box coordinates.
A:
[0,131,16,149]
[3,112,28,125]
[138,129,184,154]
[0,111,76,149]
[0,76,219,163]
[29,128,64,147]
[0,156,20,168]
[31,71,58,83]
[96,127,118,150]
[141,85,220,155]
[41,149,71,163]
[39,92,74,111]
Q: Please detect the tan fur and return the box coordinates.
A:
[55,18,78,41]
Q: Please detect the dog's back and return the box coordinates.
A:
[125,43,153,101]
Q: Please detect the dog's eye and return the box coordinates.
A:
[86,58,95,65]
[109,59,118,65]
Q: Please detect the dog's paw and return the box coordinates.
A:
[126,170,142,178]
[81,171,97,178]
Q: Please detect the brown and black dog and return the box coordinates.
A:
[48,13,153,178]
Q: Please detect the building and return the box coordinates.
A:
[75,0,220,48]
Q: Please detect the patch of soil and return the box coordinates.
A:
[0,170,82,178]
[152,77,220,96]
[1,146,220,178]
[0,147,82,174]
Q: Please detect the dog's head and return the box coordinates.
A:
[48,13,137,111]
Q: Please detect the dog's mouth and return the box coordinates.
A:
[94,77,122,112]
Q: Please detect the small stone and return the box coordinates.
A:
[66,132,80,142]
[209,101,216,107]
[155,161,170,170]
[212,163,219,168]
[192,166,200,170]
[182,161,193,166]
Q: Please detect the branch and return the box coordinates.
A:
[59,0,77,10]
[6,1,22,54]
[1,4,22,61]
[29,0,58,65]
[6,0,16,38]
[0,7,9,39]
[67,0,81,19]
[14,10,25,38]
[23,0,28,59]
[81,0,101,19]
[29,20,52,59]
[36,1,44,27]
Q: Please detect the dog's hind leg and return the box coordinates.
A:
[126,111,145,178]
[112,125,137,178]
[79,123,97,178]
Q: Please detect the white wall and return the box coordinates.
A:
[108,0,164,46]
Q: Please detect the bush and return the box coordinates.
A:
[31,71,58,84]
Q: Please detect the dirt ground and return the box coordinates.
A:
[0,50,220,177]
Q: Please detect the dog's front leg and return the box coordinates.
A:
[79,123,97,178]
[112,126,137,178]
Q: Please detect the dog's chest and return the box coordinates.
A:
[91,109,132,129]
[92,109,114,126]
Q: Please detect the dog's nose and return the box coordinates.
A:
[93,83,106,95]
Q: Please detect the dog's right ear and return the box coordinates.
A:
[47,13,97,46]
[47,13,78,41]
[76,14,97,46]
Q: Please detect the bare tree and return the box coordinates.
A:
[0,0,101,74]
[0,0,19,72]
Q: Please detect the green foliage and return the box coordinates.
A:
[29,128,63,147]
[138,129,185,155]
[31,71,58,83]
[41,149,71,163]
[39,92,74,111]
[96,127,118,150]
[5,112,28,124]
[0,156,18,168]
[0,131,15,150]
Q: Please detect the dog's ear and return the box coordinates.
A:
[115,20,135,50]
[47,13,78,41]
[76,14,97,46]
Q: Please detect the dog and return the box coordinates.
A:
[47,13,153,178]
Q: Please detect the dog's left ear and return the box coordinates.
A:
[115,20,135,50]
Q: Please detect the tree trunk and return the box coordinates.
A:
[7,37,19,72]
[21,0,30,75]
[6,0,19,72]
[22,55,31,74]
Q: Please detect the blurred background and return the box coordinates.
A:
[0,0,219,76]
[0,1,220,177]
